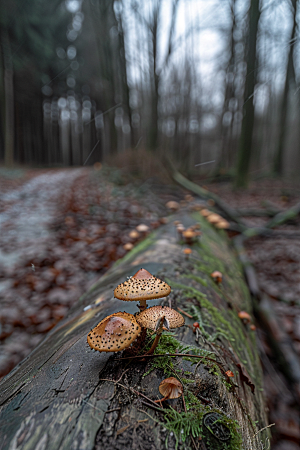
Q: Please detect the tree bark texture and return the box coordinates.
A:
[0,212,270,450]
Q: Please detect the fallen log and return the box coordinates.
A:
[0,212,270,450]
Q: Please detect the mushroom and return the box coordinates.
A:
[182,229,199,245]
[123,242,134,251]
[136,305,184,354]
[215,219,230,229]
[114,268,171,311]
[192,321,200,333]
[166,201,180,211]
[87,312,141,352]
[238,311,251,324]
[129,230,140,239]
[176,224,185,239]
[183,248,192,259]
[200,209,212,217]
[206,213,223,224]
[136,224,149,234]
[155,377,183,403]
[210,271,223,284]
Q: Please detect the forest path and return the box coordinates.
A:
[0,169,85,273]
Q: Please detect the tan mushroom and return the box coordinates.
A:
[182,229,199,245]
[211,271,223,284]
[136,305,184,354]
[183,248,192,259]
[215,219,230,229]
[206,213,223,224]
[136,224,149,234]
[129,230,140,239]
[87,312,141,352]
[166,200,180,211]
[238,311,251,323]
[155,377,183,403]
[114,268,171,311]
[200,208,212,217]
[123,242,134,251]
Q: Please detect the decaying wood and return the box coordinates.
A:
[0,213,270,450]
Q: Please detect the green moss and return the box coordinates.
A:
[184,274,208,287]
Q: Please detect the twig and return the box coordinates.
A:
[105,407,121,413]
[177,307,193,318]
[141,401,166,413]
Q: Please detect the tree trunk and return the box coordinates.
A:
[0,213,269,450]
[235,0,260,188]
[273,0,297,176]
[1,30,14,167]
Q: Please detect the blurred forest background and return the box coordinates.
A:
[1,0,300,186]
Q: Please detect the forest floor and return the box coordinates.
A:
[0,166,299,449]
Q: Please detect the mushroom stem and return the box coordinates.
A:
[139,299,147,311]
[146,316,165,355]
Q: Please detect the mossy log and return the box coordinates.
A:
[0,212,270,450]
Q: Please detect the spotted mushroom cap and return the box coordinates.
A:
[114,268,171,301]
[136,305,185,330]
[87,311,141,352]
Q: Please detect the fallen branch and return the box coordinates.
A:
[163,157,246,228]
[265,201,300,229]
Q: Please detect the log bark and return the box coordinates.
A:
[0,212,270,450]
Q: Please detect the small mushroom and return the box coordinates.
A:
[182,229,199,245]
[183,248,192,259]
[87,312,141,352]
[211,271,223,284]
[200,209,212,217]
[114,268,171,311]
[206,213,223,224]
[192,321,199,333]
[123,242,134,251]
[215,220,230,229]
[136,305,184,354]
[166,201,180,211]
[155,377,183,403]
[129,230,140,239]
[250,324,256,331]
[176,224,185,239]
[136,224,149,234]
[238,311,251,324]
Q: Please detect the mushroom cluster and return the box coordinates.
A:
[87,268,184,355]
[200,208,230,230]
[174,222,201,244]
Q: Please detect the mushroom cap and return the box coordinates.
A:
[114,268,171,301]
[211,270,222,281]
[238,311,251,322]
[87,312,141,352]
[215,220,230,229]
[123,243,134,251]
[200,208,212,217]
[136,305,185,330]
[166,201,180,210]
[183,248,192,255]
[182,229,196,239]
[129,230,140,239]
[136,224,149,233]
[207,213,223,224]
[159,377,183,399]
